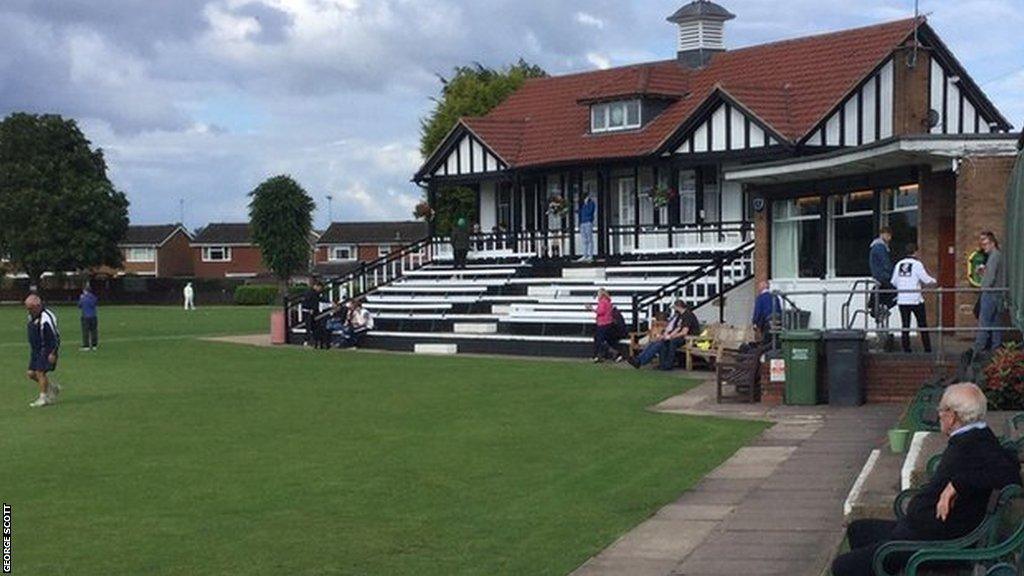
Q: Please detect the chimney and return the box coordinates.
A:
[667,0,735,69]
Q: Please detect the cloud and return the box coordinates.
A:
[575,12,605,29]
[0,0,1021,228]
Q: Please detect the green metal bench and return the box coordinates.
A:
[875,484,1024,576]
[907,378,951,433]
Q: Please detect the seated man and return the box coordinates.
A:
[751,280,781,344]
[340,298,374,348]
[831,382,1021,576]
[629,300,700,371]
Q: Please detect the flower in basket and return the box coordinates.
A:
[645,186,678,208]
[413,201,435,221]
[548,195,568,216]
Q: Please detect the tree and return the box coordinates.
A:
[0,113,130,285]
[248,175,315,291]
[419,59,546,158]
[431,186,476,237]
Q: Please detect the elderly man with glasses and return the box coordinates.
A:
[831,383,1021,576]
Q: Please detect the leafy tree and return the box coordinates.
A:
[248,175,315,291]
[432,187,476,236]
[419,59,546,158]
[0,113,129,285]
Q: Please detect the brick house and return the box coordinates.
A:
[314,221,427,277]
[191,223,270,279]
[118,224,194,277]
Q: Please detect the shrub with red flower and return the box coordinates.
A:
[981,343,1024,410]
[646,186,679,208]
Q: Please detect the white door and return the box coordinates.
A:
[617,179,636,254]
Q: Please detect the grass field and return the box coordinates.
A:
[0,305,767,576]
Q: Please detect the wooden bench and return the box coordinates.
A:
[683,324,758,371]
[716,344,766,403]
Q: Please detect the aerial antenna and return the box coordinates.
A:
[909,0,920,68]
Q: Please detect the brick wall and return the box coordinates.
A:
[193,245,269,278]
[158,231,194,277]
[759,353,957,405]
[754,204,769,286]
[892,47,931,136]
[954,156,1016,329]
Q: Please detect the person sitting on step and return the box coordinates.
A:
[341,298,374,348]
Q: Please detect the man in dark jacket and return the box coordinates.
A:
[831,382,1021,576]
[301,281,328,349]
[25,294,62,408]
[869,227,895,316]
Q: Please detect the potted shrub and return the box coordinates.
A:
[981,343,1024,410]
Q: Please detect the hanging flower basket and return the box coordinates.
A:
[645,186,678,208]
[413,201,435,221]
[548,195,568,216]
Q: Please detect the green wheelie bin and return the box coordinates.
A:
[781,329,821,405]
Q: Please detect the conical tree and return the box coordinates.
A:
[248,175,315,295]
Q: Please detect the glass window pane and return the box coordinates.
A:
[886,211,919,261]
[679,171,697,224]
[591,105,606,130]
[895,184,919,208]
[626,101,640,126]
[794,196,821,216]
[834,213,874,277]
[609,103,625,127]
[847,190,875,213]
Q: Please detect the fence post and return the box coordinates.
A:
[717,260,725,323]
[632,292,640,334]
[282,295,291,344]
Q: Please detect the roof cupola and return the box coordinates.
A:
[668,0,735,68]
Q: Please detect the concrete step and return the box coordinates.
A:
[453,323,498,334]
[562,267,607,279]
[414,343,458,355]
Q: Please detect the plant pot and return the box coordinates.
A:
[888,428,911,454]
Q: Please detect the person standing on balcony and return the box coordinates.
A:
[973,231,1006,353]
[578,192,596,262]
[891,243,936,354]
[451,217,470,270]
[78,284,99,351]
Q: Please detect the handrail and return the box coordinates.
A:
[630,239,755,333]
[841,278,880,329]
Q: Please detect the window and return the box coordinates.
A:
[772,197,823,279]
[202,246,231,262]
[678,170,697,224]
[329,245,356,261]
[882,185,919,261]
[591,100,642,133]
[829,191,875,277]
[125,247,156,263]
[378,245,391,258]
[702,169,720,223]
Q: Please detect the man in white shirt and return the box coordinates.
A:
[891,243,937,353]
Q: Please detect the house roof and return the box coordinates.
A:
[668,1,735,23]
[317,221,428,245]
[193,223,253,245]
[120,224,188,247]
[423,17,944,175]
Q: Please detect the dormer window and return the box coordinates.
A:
[591,100,641,133]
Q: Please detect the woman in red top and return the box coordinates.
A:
[588,289,623,363]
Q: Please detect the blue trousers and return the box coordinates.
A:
[974,292,1004,352]
[580,221,594,258]
[637,338,683,370]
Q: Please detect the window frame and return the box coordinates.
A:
[201,246,232,262]
[591,100,642,134]
[827,191,875,278]
[328,245,356,262]
[125,246,157,263]
[377,245,392,258]
[772,197,824,279]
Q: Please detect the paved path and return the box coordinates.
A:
[572,379,900,576]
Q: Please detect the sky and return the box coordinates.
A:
[2,0,1022,231]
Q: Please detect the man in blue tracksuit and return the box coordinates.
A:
[25,294,62,408]
[78,285,99,350]
[578,192,596,261]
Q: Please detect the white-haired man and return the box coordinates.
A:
[24,294,62,407]
[832,383,1021,576]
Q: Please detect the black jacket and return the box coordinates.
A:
[901,426,1021,541]
[451,226,471,251]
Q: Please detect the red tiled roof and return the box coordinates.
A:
[451,17,921,170]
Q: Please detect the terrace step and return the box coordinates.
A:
[562,267,606,279]
[414,343,458,355]
[453,323,499,334]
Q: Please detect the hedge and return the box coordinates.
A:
[234,285,280,306]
